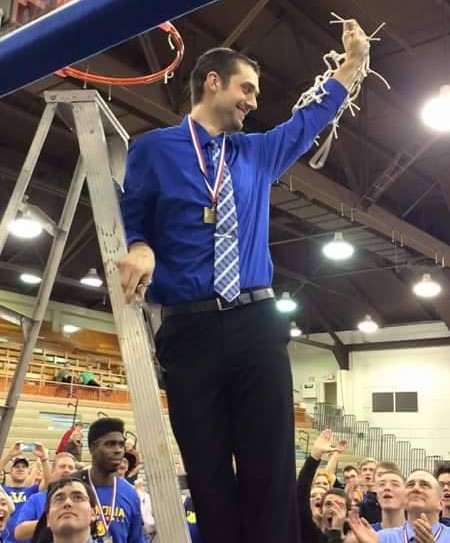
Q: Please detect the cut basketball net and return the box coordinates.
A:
[293,12,390,170]
[55,21,184,86]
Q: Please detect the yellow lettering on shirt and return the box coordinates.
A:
[186,511,197,524]
[94,505,126,522]
[10,492,27,504]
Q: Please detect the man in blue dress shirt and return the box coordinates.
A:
[349,470,450,543]
[119,19,369,543]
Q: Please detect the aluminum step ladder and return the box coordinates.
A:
[0,89,191,543]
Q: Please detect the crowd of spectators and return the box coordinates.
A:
[2,416,448,543]
[297,428,450,543]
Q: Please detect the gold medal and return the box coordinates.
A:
[96,520,107,537]
[203,206,217,224]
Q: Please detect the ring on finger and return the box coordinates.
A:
[137,281,151,288]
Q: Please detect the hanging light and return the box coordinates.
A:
[412,273,442,298]
[290,322,302,338]
[276,292,297,313]
[421,85,450,132]
[357,315,379,334]
[20,273,42,285]
[80,268,103,288]
[63,324,81,334]
[322,232,354,261]
[8,214,43,239]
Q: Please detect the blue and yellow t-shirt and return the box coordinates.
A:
[183,495,201,543]
[3,484,39,543]
[91,478,145,543]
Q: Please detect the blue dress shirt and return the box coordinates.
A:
[378,521,450,543]
[121,79,347,305]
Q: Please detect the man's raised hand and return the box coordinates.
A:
[311,429,345,461]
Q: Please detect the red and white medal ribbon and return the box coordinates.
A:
[188,115,226,205]
[88,469,117,536]
[403,523,443,543]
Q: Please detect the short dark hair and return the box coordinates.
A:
[46,476,96,513]
[323,488,352,513]
[435,462,450,478]
[343,465,359,473]
[88,417,124,449]
[190,47,260,105]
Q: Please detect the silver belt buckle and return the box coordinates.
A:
[216,297,238,311]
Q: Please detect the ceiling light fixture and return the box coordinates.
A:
[20,273,42,285]
[412,273,442,298]
[62,324,81,334]
[357,315,379,334]
[290,322,302,338]
[276,292,297,313]
[421,85,450,132]
[8,215,43,239]
[80,268,103,288]
[322,232,354,261]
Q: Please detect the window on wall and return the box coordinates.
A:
[372,392,394,412]
[372,392,418,413]
[395,392,418,412]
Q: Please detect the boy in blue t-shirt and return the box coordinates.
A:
[21,420,144,543]
[3,458,40,543]
[0,442,51,543]
[14,451,77,542]
[13,492,46,541]
[77,417,145,543]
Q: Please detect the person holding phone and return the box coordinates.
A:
[0,442,50,543]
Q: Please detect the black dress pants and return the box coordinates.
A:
[155,298,299,543]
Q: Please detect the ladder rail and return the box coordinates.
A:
[0,158,86,450]
[0,90,191,543]
[70,96,190,543]
[0,102,57,253]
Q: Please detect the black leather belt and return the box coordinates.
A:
[162,287,274,318]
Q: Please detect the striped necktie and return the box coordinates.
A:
[211,140,240,302]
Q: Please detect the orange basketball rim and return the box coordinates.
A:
[55,21,184,86]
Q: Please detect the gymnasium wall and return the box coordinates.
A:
[345,346,450,459]
[290,321,450,458]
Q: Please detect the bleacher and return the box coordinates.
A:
[0,337,369,478]
[0,393,367,481]
[1,395,184,476]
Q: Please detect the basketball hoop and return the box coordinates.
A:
[55,21,184,86]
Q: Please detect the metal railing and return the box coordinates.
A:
[297,429,310,456]
[313,403,443,475]
[125,430,138,448]
[67,394,79,427]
